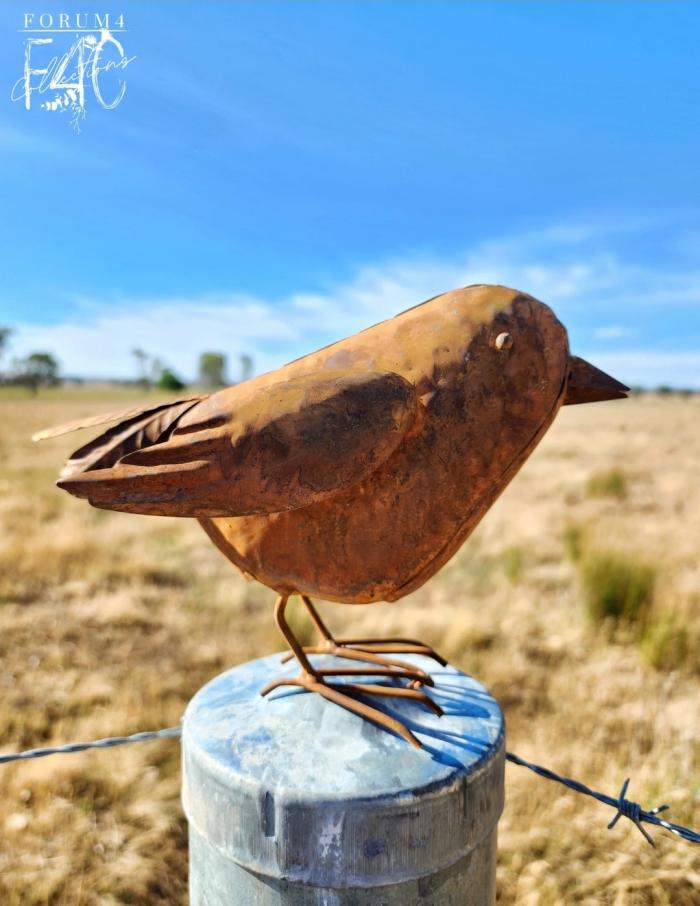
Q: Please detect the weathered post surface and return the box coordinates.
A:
[182,653,505,905]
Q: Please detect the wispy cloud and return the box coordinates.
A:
[593,326,635,340]
[7,219,700,388]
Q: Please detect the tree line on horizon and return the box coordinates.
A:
[0,326,255,394]
[130,348,254,391]
[0,325,697,397]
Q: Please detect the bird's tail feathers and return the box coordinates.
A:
[32,397,205,442]
[34,397,206,480]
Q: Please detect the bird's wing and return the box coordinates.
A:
[32,396,205,441]
[57,370,418,517]
[58,397,206,479]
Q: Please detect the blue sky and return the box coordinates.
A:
[0,1,699,386]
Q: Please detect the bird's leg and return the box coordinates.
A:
[280,595,448,670]
[261,595,442,748]
[266,596,431,686]
[267,594,318,680]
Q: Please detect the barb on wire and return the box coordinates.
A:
[505,751,700,847]
[607,777,670,846]
[0,726,182,764]
[1,727,698,847]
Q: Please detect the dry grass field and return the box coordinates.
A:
[0,389,698,905]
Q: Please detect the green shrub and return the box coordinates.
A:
[502,546,524,584]
[563,523,584,562]
[640,615,689,671]
[157,368,186,392]
[580,551,655,630]
[586,468,627,500]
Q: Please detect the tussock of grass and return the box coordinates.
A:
[563,523,584,562]
[640,613,690,672]
[586,467,628,500]
[564,525,697,673]
[580,550,656,631]
[502,546,524,584]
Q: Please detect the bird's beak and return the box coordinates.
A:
[563,356,629,405]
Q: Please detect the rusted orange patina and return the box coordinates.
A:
[42,285,627,746]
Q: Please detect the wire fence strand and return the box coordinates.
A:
[0,726,182,764]
[504,751,700,846]
[0,725,698,846]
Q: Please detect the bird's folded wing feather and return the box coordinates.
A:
[57,370,419,517]
[32,396,205,442]
[58,397,206,479]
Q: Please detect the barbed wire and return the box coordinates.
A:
[504,752,699,846]
[0,726,181,764]
[0,725,697,846]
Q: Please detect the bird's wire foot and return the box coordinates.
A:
[280,595,447,688]
[263,594,444,748]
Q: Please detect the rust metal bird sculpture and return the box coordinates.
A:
[37,284,628,747]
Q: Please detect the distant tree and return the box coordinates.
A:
[157,367,186,392]
[150,356,165,385]
[131,347,150,389]
[0,327,11,381]
[0,327,11,359]
[13,352,60,395]
[239,353,254,383]
[199,352,227,389]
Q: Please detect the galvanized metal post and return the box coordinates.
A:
[182,653,505,905]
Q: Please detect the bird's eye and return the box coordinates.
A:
[494,332,513,351]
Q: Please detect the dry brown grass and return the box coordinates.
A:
[0,391,698,904]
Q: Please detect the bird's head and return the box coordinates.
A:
[451,287,629,413]
[424,286,630,485]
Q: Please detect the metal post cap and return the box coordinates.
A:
[182,653,504,891]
